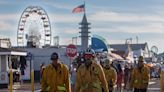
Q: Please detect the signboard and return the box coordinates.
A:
[66,44,77,58]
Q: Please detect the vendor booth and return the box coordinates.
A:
[0,47,27,88]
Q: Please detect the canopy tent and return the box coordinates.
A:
[109,53,124,61]
[91,35,109,52]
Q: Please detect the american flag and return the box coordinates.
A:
[72,4,85,13]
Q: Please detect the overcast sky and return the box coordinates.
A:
[0,0,164,53]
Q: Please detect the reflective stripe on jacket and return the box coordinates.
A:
[57,85,66,91]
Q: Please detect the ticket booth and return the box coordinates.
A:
[0,47,27,88]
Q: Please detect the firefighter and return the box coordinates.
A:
[103,58,117,92]
[130,56,150,92]
[41,52,71,92]
[159,63,164,92]
[75,48,109,92]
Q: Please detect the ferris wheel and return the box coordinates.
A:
[17,6,51,47]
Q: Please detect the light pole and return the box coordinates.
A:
[125,38,132,44]
[72,37,78,45]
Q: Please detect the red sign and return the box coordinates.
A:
[66,44,77,58]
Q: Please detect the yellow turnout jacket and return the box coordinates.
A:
[130,65,150,89]
[41,63,71,92]
[103,67,117,90]
[75,62,109,92]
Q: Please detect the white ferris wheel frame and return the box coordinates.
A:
[17,6,51,47]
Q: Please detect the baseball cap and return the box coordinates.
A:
[51,52,59,60]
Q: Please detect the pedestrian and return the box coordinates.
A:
[70,62,77,92]
[116,63,124,92]
[75,48,109,92]
[130,56,150,92]
[19,56,27,84]
[41,52,71,92]
[40,62,45,81]
[103,58,117,92]
[124,64,131,89]
[111,62,117,71]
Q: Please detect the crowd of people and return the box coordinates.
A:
[40,48,152,92]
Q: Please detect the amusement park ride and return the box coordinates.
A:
[17,6,51,48]
[0,6,53,88]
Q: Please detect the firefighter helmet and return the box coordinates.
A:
[84,48,95,59]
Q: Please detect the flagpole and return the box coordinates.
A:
[84,1,86,14]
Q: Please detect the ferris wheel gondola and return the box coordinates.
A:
[17,6,51,47]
